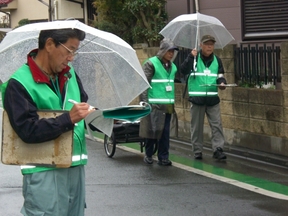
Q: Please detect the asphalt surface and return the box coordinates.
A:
[1,136,288,216]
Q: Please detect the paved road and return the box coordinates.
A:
[1,137,288,216]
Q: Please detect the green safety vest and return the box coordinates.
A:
[147,56,177,104]
[1,64,87,174]
[188,55,219,96]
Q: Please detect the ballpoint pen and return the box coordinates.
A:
[68,99,94,111]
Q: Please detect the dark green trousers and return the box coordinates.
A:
[21,165,85,216]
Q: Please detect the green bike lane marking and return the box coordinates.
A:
[120,143,288,200]
[86,132,288,200]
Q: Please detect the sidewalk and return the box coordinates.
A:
[169,137,288,168]
[119,135,288,201]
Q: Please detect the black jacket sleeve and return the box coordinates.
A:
[180,53,195,75]
[3,76,87,143]
[215,56,227,84]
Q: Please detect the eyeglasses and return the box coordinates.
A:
[59,42,78,57]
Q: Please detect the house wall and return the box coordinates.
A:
[166,0,190,21]
[56,0,83,21]
[9,0,48,27]
[133,42,288,161]
[166,0,283,46]
[198,0,242,43]
[4,0,84,28]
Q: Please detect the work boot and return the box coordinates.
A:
[157,159,172,166]
[213,147,227,160]
[194,152,203,159]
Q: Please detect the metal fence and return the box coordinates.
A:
[234,43,281,87]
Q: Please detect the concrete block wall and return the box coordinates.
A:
[134,42,288,158]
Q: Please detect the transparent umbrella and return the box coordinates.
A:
[159,12,235,50]
[0,20,150,109]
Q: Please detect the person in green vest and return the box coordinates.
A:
[1,28,93,216]
[139,38,178,166]
[180,35,227,160]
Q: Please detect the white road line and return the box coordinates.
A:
[117,145,288,201]
[87,136,288,200]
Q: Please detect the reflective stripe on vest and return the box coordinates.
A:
[148,98,175,103]
[21,165,36,169]
[72,154,88,162]
[150,79,175,103]
[188,92,218,96]
[151,79,174,83]
[20,154,88,170]
[188,55,219,97]
[190,73,217,77]
[147,56,177,104]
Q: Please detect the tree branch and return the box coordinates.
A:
[139,9,151,30]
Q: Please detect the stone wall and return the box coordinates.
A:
[133,42,288,159]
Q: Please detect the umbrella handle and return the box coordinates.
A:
[139,101,152,113]
[193,58,197,72]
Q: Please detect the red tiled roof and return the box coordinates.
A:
[0,0,13,5]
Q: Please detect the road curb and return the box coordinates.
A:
[170,137,288,168]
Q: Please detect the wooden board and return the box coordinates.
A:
[1,110,73,168]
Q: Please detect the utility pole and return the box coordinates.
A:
[195,0,199,12]
[38,0,53,21]
[48,0,52,21]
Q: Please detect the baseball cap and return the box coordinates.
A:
[201,35,216,43]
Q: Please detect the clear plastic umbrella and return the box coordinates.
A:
[159,12,235,50]
[0,20,150,109]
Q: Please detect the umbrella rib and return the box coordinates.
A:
[79,39,120,55]
[78,51,114,54]
[161,23,192,41]
[80,39,144,77]
[92,53,124,105]
[0,20,151,109]
[72,53,126,108]
[0,36,38,53]
[78,36,100,51]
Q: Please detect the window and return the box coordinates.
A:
[242,0,288,40]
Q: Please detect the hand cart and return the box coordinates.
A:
[89,120,157,158]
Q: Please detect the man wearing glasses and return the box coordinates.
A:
[2,28,92,216]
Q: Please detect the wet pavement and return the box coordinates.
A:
[1,135,288,216]
[169,138,288,190]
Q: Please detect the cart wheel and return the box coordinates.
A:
[104,133,116,158]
